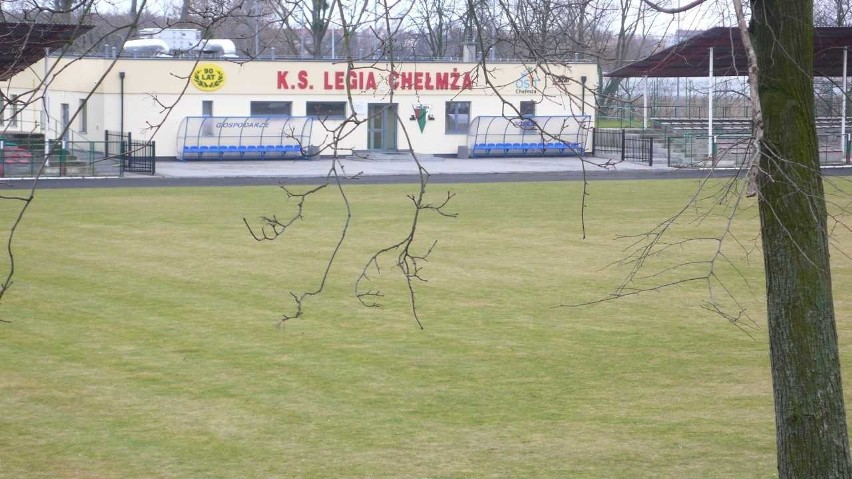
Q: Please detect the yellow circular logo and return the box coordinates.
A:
[191,64,226,91]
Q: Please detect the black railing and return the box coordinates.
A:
[664,133,852,167]
[624,137,653,166]
[592,128,654,166]
[125,140,156,174]
[105,130,156,175]
[591,128,623,155]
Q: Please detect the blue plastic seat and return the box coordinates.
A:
[182,145,200,160]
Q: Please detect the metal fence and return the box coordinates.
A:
[664,133,852,167]
[0,134,156,178]
[124,140,156,174]
[624,137,653,165]
[592,128,655,166]
[106,131,156,175]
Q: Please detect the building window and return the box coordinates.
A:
[306,101,346,120]
[520,101,536,117]
[79,98,88,133]
[250,101,291,116]
[202,100,214,135]
[10,95,17,127]
[61,103,70,140]
[445,101,470,134]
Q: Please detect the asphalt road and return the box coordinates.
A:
[1,165,850,189]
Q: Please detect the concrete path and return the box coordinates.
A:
[154,154,670,179]
[5,154,849,189]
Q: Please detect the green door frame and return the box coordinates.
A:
[367,103,398,150]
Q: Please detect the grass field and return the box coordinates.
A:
[596,117,647,129]
[1,178,851,478]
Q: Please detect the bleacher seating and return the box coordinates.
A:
[470,141,584,155]
[651,117,752,133]
[180,143,304,159]
[467,116,591,158]
[177,116,313,161]
[653,116,852,134]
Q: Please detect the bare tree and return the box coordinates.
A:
[751,0,851,475]
[593,0,661,117]
[815,0,851,26]
[409,0,463,58]
[53,0,73,23]
[180,0,191,22]
[268,0,339,58]
[635,0,852,475]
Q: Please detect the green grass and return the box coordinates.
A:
[596,117,646,129]
[1,178,851,477]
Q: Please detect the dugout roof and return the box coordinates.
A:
[607,27,852,78]
[0,22,92,81]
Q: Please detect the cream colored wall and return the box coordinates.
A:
[3,57,598,157]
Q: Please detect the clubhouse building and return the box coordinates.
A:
[2,55,598,159]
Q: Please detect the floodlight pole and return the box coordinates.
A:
[842,46,848,162]
[43,48,50,161]
[708,47,714,161]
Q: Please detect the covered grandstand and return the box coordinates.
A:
[600,27,852,167]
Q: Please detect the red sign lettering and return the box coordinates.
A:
[278,70,313,90]
[280,68,474,92]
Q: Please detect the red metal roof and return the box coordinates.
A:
[607,27,852,78]
[0,22,93,81]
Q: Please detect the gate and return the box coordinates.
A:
[623,137,653,165]
[592,128,654,166]
[105,130,156,175]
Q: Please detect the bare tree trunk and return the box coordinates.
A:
[310,0,331,59]
[836,0,848,26]
[180,0,191,23]
[751,0,852,476]
[54,0,73,23]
